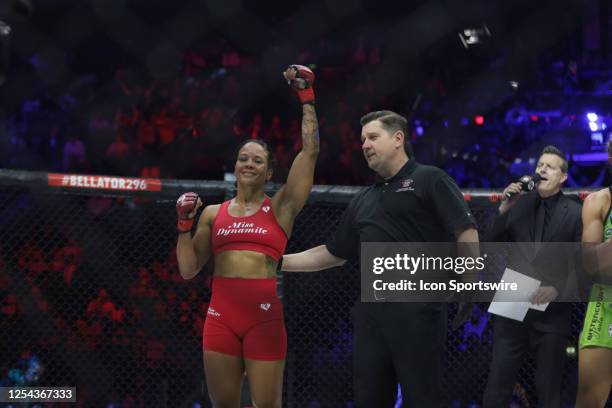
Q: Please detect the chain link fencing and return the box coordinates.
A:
[0,169,592,407]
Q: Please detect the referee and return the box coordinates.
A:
[282,110,478,407]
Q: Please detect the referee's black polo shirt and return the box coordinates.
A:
[326,159,476,261]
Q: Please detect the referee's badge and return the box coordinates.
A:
[396,178,415,192]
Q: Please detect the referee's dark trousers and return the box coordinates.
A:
[352,302,446,407]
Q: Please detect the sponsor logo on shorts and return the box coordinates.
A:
[260,303,271,311]
[262,206,270,213]
[207,307,221,317]
[586,287,605,341]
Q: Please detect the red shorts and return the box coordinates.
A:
[203,277,287,360]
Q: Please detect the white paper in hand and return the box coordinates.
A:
[529,301,549,312]
[487,268,541,322]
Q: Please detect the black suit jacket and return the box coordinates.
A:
[485,191,582,334]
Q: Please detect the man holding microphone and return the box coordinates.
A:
[483,145,582,408]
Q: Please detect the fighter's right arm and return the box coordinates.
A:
[281,245,346,272]
[581,192,612,276]
[176,204,216,280]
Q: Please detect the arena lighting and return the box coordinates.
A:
[458,24,491,49]
[572,152,608,162]
[585,112,609,137]
[474,115,484,126]
[591,132,603,145]
[530,115,538,122]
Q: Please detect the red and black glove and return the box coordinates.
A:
[176,192,200,233]
[283,64,315,105]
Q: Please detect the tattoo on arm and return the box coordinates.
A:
[302,104,319,153]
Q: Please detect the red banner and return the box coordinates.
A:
[47,173,162,192]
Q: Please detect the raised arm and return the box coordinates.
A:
[281,245,346,272]
[274,65,320,219]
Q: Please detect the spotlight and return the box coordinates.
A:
[458,24,491,49]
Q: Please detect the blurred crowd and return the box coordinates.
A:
[0,233,211,407]
[0,38,610,188]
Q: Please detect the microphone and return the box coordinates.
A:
[504,174,546,199]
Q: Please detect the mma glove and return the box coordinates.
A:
[284,64,316,105]
[176,192,200,233]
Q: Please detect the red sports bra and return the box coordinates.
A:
[211,197,288,261]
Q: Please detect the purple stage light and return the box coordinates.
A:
[587,112,598,122]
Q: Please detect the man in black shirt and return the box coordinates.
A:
[483,145,582,408]
[282,110,478,407]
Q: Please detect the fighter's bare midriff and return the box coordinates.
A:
[214,250,278,279]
